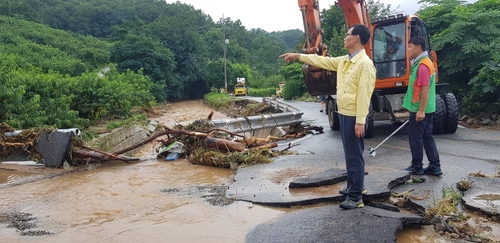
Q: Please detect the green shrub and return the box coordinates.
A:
[204,92,241,110]
[0,55,154,129]
[248,87,276,97]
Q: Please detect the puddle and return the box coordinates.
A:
[474,194,500,207]
[397,225,451,243]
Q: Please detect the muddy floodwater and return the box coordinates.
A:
[0,159,291,242]
[0,157,456,243]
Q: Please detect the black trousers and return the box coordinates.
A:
[409,112,440,168]
[338,114,365,201]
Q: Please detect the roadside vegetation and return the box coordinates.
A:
[1,0,498,130]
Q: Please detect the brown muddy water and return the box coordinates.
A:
[0,159,462,243]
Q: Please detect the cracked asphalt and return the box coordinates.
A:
[234,98,500,243]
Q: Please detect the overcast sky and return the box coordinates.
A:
[165,0,476,32]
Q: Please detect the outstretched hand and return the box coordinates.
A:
[279,53,300,63]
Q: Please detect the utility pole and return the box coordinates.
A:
[222,15,229,93]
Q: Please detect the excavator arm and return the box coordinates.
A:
[298,0,372,95]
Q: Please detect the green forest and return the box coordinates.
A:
[1,0,499,130]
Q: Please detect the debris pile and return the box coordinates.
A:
[1,122,42,161]
[153,119,324,168]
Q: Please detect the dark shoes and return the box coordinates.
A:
[320,110,323,112]
[339,188,367,195]
[424,165,443,176]
[340,199,364,209]
[404,166,424,175]
[404,165,443,176]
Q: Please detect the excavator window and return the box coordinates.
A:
[372,21,407,79]
[410,17,431,53]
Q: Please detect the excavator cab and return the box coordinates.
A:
[371,14,436,89]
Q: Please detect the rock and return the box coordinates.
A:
[473,118,482,125]
[489,120,497,126]
[466,118,476,124]
[389,197,399,206]
[444,231,450,237]
[450,233,459,238]
[397,199,405,208]
[471,237,482,242]
[464,235,471,241]
[491,113,498,120]
[497,118,500,125]
[481,118,492,126]
[460,115,470,121]
[430,216,447,233]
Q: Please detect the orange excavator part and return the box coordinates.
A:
[298,0,336,96]
[335,0,372,56]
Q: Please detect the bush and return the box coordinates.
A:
[204,92,241,110]
[248,87,276,97]
[0,56,154,129]
[462,53,500,113]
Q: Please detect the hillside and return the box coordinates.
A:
[0,16,111,76]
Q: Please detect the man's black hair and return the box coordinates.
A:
[409,36,426,51]
[351,24,370,46]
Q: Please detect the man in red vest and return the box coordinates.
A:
[402,36,442,176]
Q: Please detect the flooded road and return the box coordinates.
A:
[0,158,455,243]
[0,159,290,243]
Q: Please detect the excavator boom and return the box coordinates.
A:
[298,0,372,96]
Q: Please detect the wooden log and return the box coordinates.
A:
[79,145,124,160]
[205,138,247,152]
[254,142,278,150]
[0,142,28,147]
[72,148,107,161]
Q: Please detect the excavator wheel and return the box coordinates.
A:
[433,95,446,134]
[365,102,374,138]
[442,93,459,134]
[328,99,340,130]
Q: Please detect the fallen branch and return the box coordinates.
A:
[280,143,300,152]
[254,142,278,150]
[205,138,247,152]
[79,145,124,161]
[113,130,169,155]
[207,128,245,138]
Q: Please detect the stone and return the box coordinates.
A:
[450,233,459,238]
[481,118,492,126]
[389,197,399,206]
[491,113,499,120]
[460,115,470,121]
[473,118,482,125]
[471,238,482,243]
[496,118,500,125]
[466,118,476,124]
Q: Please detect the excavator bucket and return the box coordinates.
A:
[302,64,337,96]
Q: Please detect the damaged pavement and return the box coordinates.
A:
[226,100,500,243]
[2,98,500,242]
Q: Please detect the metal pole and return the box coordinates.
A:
[223,15,227,93]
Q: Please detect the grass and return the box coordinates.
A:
[204,92,242,110]
[294,92,320,102]
[425,185,463,219]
